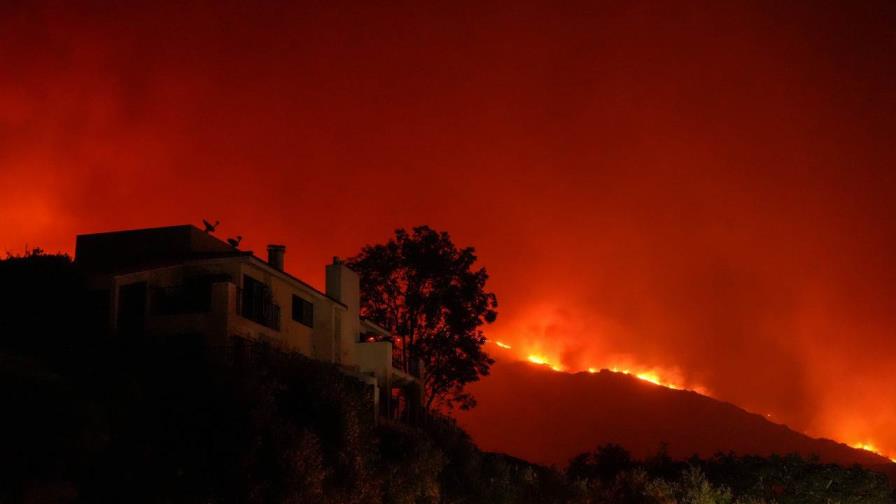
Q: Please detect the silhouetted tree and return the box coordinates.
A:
[567,444,634,482]
[347,226,498,410]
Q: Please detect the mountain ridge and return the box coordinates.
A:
[456,359,893,468]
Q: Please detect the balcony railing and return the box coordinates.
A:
[391,344,421,378]
[152,283,212,315]
[236,286,281,331]
[392,347,405,373]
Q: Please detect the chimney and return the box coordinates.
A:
[326,257,359,311]
[267,244,286,271]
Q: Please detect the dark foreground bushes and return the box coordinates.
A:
[564,444,894,504]
[0,251,562,503]
[0,332,568,503]
[1,252,893,503]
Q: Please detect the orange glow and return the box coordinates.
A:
[3,0,896,468]
[517,348,698,392]
[849,442,896,463]
[493,342,896,463]
[525,354,564,372]
[852,442,878,452]
[636,372,678,389]
[610,367,685,391]
[526,355,548,366]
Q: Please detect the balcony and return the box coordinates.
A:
[150,274,233,316]
[152,283,212,315]
[390,342,421,378]
[236,286,281,331]
[141,281,232,343]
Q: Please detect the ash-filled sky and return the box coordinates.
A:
[2,1,895,458]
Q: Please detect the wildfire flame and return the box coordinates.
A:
[852,442,878,452]
[610,367,683,390]
[493,340,896,463]
[526,354,547,365]
[849,442,896,463]
[526,354,564,372]
[523,354,693,391]
[492,340,699,392]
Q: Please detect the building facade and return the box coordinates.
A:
[75,225,420,421]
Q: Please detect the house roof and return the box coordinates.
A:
[239,253,347,308]
[75,224,345,307]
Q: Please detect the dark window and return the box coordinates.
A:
[292,295,314,327]
[117,282,147,337]
[239,275,280,330]
[153,277,213,315]
[87,289,111,333]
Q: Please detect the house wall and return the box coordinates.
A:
[95,247,416,419]
[326,262,361,368]
[107,258,348,361]
[75,225,420,424]
[356,340,393,386]
[235,260,321,357]
[145,282,232,346]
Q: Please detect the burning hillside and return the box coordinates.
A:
[471,341,896,466]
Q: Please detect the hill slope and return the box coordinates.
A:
[456,359,893,468]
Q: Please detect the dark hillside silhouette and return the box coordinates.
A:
[1,251,893,503]
[0,251,560,503]
[458,357,894,468]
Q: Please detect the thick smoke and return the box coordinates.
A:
[2,0,895,457]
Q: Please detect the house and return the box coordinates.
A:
[74,224,421,422]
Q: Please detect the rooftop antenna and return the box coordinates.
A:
[202,219,220,233]
[227,235,243,248]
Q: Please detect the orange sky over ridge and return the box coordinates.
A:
[2,1,896,460]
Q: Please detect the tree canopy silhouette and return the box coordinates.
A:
[347,226,498,410]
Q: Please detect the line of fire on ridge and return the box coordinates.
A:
[489,340,896,464]
[491,340,687,390]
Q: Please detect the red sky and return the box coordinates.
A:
[2,1,895,459]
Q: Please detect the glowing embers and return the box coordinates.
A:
[503,339,705,393]
[852,442,879,452]
[609,367,681,390]
[524,355,694,392]
[849,442,896,463]
[526,354,547,365]
[527,354,564,372]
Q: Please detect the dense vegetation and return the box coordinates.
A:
[347,226,498,411]
[1,252,893,503]
[565,444,893,503]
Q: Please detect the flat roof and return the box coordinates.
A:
[77,224,351,308]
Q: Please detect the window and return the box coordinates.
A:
[117,282,147,337]
[240,275,280,330]
[87,289,111,332]
[292,295,314,327]
[153,277,213,315]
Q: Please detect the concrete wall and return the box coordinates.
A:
[236,261,320,356]
[106,258,338,358]
[101,255,408,409]
[76,225,423,423]
[326,261,361,368]
[356,340,393,385]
